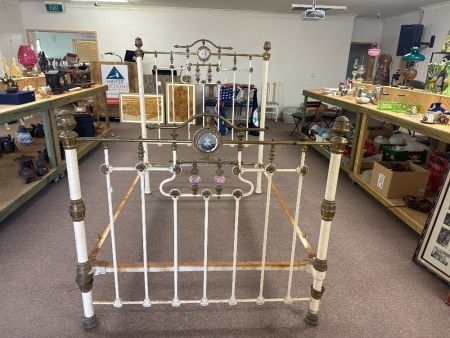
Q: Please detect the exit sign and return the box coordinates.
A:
[45,2,64,13]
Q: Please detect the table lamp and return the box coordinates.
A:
[402,47,426,62]
[366,43,381,83]
[17,45,37,76]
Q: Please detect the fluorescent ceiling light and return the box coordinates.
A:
[71,0,129,2]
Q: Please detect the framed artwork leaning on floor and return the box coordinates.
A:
[119,93,164,123]
[414,162,450,285]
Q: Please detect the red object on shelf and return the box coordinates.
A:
[446,291,450,306]
[17,45,37,69]
[427,152,450,192]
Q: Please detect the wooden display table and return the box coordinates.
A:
[0,84,108,222]
[302,87,450,234]
[0,76,46,93]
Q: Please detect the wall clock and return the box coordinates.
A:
[197,46,211,62]
[193,127,222,157]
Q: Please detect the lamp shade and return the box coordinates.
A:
[368,48,381,57]
[402,47,425,62]
[17,45,37,68]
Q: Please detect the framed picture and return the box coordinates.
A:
[414,162,450,285]
[166,83,196,124]
[119,93,164,123]
[441,30,450,53]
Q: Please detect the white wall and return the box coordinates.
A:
[19,3,357,109]
[380,2,450,82]
[352,19,383,44]
[0,0,25,77]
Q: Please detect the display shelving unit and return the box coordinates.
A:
[302,87,450,234]
[0,84,108,222]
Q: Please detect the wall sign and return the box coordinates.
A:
[101,65,129,105]
[44,2,64,13]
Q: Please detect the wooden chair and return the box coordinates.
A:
[290,101,321,135]
[265,81,279,121]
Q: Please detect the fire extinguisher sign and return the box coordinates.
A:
[101,65,129,104]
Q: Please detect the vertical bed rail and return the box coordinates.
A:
[135,38,151,194]
[57,111,98,329]
[306,116,349,324]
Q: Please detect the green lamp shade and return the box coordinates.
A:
[402,47,425,62]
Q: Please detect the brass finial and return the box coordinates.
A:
[135,37,144,58]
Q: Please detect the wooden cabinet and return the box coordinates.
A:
[0,85,108,222]
[302,88,450,234]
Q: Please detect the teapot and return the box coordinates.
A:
[15,126,32,144]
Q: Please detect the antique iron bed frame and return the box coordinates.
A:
[58,38,349,329]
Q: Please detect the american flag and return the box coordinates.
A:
[219,86,240,101]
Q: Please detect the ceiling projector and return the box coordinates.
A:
[300,8,325,20]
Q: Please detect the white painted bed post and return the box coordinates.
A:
[57,111,97,329]
[256,41,271,194]
[306,116,349,325]
[135,37,151,194]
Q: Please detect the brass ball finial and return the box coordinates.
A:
[135,37,144,58]
[56,110,76,132]
[135,37,143,49]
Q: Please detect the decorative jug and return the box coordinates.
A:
[16,126,32,144]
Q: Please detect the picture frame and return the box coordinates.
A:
[166,83,196,124]
[119,93,164,123]
[414,161,450,285]
[441,29,450,53]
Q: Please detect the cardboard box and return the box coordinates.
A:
[367,126,394,140]
[369,161,430,199]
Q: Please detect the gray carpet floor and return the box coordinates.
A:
[0,118,448,338]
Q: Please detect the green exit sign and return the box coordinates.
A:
[45,2,64,13]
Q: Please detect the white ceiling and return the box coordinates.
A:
[23,0,449,19]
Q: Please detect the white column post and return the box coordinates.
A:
[135,37,151,194]
[256,41,271,194]
[57,111,97,329]
[306,116,349,325]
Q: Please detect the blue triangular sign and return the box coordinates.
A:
[106,67,125,80]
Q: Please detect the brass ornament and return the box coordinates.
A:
[263,41,272,61]
[330,116,349,154]
[306,311,319,325]
[76,261,94,293]
[193,127,223,158]
[313,258,328,272]
[321,199,336,221]
[69,199,86,222]
[57,110,78,149]
[310,285,326,300]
